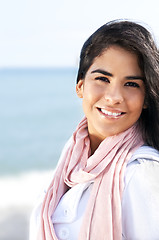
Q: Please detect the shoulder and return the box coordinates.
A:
[128,145,159,164]
[122,145,159,239]
[124,145,159,188]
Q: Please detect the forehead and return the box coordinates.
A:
[87,45,142,76]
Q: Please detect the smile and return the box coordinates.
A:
[98,108,125,118]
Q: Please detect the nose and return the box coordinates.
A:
[104,85,124,105]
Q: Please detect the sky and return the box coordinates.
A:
[0,0,159,68]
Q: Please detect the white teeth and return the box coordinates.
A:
[100,109,122,117]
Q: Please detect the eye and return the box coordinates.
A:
[95,76,109,82]
[125,81,140,88]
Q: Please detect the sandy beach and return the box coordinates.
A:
[0,207,31,240]
[0,170,54,240]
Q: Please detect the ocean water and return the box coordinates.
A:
[0,68,83,175]
[0,68,83,240]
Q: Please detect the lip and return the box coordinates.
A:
[97,107,126,119]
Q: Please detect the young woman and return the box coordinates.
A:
[30,20,159,240]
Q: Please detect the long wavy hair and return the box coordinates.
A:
[76,20,159,150]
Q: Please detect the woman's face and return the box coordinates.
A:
[76,45,146,151]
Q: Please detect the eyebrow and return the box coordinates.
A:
[91,69,145,81]
[91,69,113,77]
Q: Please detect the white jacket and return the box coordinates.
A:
[30,145,159,240]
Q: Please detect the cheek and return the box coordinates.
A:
[128,93,145,115]
[84,83,104,99]
[82,87,100,114]
[83,84,98,102]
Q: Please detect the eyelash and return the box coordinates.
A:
[95,77,140,88]
[95,77,109,82]
[124,82,140,88]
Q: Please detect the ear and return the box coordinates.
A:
[76,80,84,98]
[143,99,148,109]
[143,104,147,109]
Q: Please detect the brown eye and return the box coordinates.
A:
[125,82,140,88]
[95,77,109,82]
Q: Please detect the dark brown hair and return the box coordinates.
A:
[76,20,159,150]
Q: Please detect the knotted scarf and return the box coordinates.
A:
[38,117,144,240]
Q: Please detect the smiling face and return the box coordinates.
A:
[76,45,146,153]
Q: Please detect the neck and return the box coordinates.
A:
[89,134,104,155]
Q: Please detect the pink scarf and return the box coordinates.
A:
[38,117,144,240]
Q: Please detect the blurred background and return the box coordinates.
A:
[0,0,159,239]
